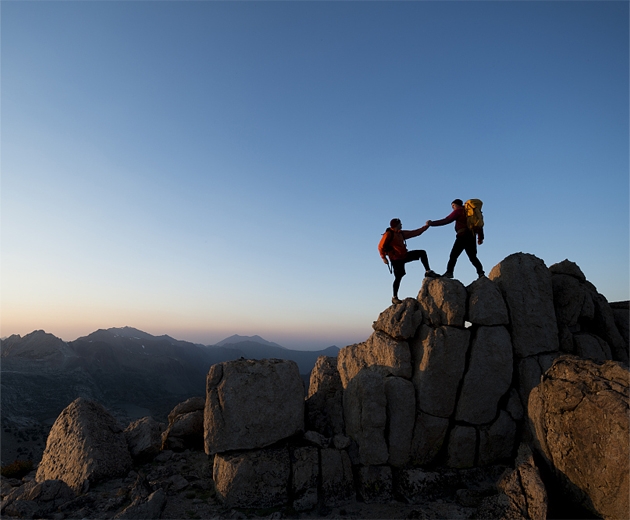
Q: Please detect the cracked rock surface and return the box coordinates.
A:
[528,355,629,520]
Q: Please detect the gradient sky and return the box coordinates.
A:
[2,1,628,350]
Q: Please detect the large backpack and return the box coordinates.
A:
[378,228,394,256]
[378,228,395,273]
[464,199,484,232]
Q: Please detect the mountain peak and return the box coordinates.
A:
[106,327,157,341]
[215,334,285,349]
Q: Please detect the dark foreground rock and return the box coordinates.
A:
[1,450,520,520]
[528,355,629,520]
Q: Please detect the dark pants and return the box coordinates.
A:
[391,250,430,298]
[447,231,484,275]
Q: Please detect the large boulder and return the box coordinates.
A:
[167,396,205,424]
[343,368,388,466]
[417,278,467,327]
[204,358,304,455]
[35,398,132,493]
[528,356,629,520]
[337,331,412,388]
[372,297,423,340]
[305,356,344,437]
[411,325,470,418]
[489,253,559,357]
[124,416,165,462]
[548,259,586,282]
[550,259,627,364]
[213,446,291,508]
[549,260,591,329]
[466,276,509,326]
[455,326,513,424]
[162,396,205,452]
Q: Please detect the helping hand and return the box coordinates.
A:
[426,220,432,226]
[383,257,389,265]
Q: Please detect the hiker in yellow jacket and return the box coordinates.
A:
[379,218,439,304]
[426,199,484,279]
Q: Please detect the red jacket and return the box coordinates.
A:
[431,207,484,241]
[378,227,426,261]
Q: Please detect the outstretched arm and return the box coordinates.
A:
[427,209,458,227]
[402,224,429,239]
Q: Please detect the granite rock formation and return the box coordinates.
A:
[35,398,132,493]
[528,355,629,520]
[3,252,627,519]
[204,358,305,455]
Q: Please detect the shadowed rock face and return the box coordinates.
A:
[528,355,630,520]
[213,446,291,508]
[411,324,470,418]
[203,358,304,455]
[455,326,513,424]
[343,368,388,466]
[36,398,132,493]
[305,356,344,437]
[550,259,628,364]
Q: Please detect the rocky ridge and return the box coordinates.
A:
[1,253,628,519]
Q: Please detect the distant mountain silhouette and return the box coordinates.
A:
[1,327,339,423]
[217,340,339,374]
[215,334,285,349]
[1,327,341,463]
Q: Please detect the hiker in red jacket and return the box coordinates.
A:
[426,199,484,279]
[379,218,439,304]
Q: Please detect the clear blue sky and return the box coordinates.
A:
[2,1,628,350]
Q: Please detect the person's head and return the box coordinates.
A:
[451,199,463,209]
[390,218,402,230]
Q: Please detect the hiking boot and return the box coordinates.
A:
[392,296,402,305]
[442,271,454,279]
[425,270,439,278]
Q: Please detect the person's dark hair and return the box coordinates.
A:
[452,199,463,206]
[390,218,401,228]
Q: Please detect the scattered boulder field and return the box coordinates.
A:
[1,253,628,519]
